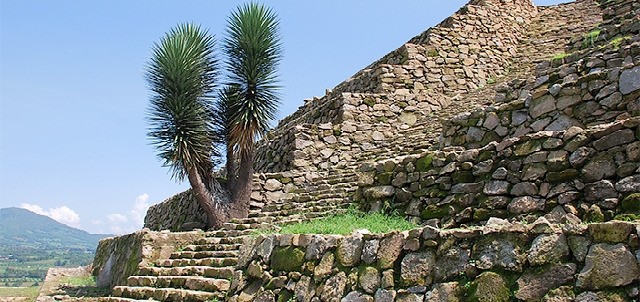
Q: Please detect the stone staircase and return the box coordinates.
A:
[102,0,638,301]
[104,169,359,301]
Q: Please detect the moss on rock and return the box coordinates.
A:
[621,193,640,213]
[271,247,305,272]
[416,154,435,172]
[468,272,510,302]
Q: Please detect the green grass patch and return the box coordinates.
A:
[551,53,570,61]
[582,29,601,49]
[277,209,416,235]
[58,276,96,287]
[608,35,632,49]
[0,286,39,299]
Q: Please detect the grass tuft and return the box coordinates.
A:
[277,209,416,235]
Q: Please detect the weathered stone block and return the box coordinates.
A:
[576,243,640,290]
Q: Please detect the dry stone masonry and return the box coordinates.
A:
[99,0,640,301]
[227,220,640,302]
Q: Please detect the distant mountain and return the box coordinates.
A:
[0,207,111,251]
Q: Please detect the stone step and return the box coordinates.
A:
[113,286,222,302]
[170,250,238,259]
[251,203,353,219]
[227,216,276,225]
[158,257,238,268]
[195,236,245,245]
[203,228,255,237]
[182,243,241,252]
[138,266,234,279]
[126,275,230,292]
[100,297,162,302]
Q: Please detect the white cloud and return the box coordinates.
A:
[99,193,151,235]
[20,203,81,228]
[107,213,128,224]
[130,193,150,227]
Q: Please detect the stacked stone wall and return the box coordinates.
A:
[144,172,305,231]
[255,0,542,173]
[441,0,640,150]
[334,0,538,95]
[91,230,204,288]
[358,118,640,228]
[442,42,640,149]
[228,221,640,301]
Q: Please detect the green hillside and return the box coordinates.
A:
[0,207,108,250]
[0,207,111,286]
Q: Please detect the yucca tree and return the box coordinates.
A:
[146,23,228,229]
[213,85,240,189]
[224,2,282,216]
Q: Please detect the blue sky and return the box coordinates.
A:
[0,0,567,234]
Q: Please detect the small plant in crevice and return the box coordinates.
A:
[486,77,496,85]
[582,28,602,49]
[550,52,570,62]
[608,35,632,50]
[363,97,376,107]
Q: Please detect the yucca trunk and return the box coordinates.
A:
[187,166,227,229]
[226,142,237,190]
[230,148,253,218]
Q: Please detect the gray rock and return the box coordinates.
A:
[592,129,636,151]
[378,233,405,269]
[530,95,556,118]
[374,289,396,302]
[588,221,634,243]
[337,233,364,267]
[395,292,423,302]
[620,66,640,95]
[450,183,483,194]
[615,175,640,192]
[294,276,313,302]
[581,154,616,182]
[527,234,570,266]
[584,180,617,203]
[469,272,510,302]
[516,263,577,301]
[545,115,581,131]
[427,282,462,302]
[483,112,500,130]
[313,252,334,281]
[568,236,591,262]
[570,148,594,170]
[492,167,509,180]
[342,291,373,302]
[361,239,379,264]
[359,266,380,294]
[320,272,347,302]
[575,291,626,302]
[255,235,275,261]
[363,186,395,200]
[576,243,640,290]
[467,127,486,142]
[557,95,581,110]
[399,112,418,126]
[510,182,537,196]
[434,247,470,281]
[474,234,526,272]
[542,286,575,302]
[263,179,283,191]
[483,181,510,195]
[400,251,436,286]
[512,110,529,126]
[306,235,336,260]
[508,196,545,214]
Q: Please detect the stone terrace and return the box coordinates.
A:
[95,0,640,301]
